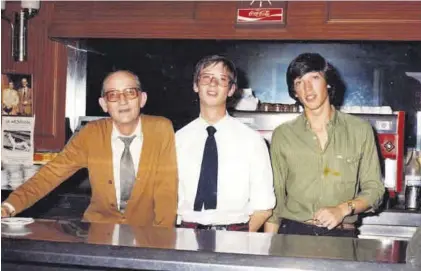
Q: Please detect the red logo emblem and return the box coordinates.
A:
[237,8,283,23]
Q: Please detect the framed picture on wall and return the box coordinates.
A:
[1,73,33,117]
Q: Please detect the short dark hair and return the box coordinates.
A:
[193,55,237,88]
[286,53,337,104]
[101,70,142,96]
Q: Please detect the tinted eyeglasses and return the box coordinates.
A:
[198,73,233,87]
[103,87,140,102]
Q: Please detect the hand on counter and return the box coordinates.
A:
[1,203,16,218]
[1,206,10,218]
[313,205,347,230]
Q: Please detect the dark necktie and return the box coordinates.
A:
[119,136,136,211]
[194,126,218,211]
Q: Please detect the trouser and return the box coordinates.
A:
[180,221,249,231]
[278,218,357,238]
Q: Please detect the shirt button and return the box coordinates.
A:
[313,136,317,140]
[110,203,116,207]
[108,180,113,184]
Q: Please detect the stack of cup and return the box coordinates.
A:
[3,164,24,190]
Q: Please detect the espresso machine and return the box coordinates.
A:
[231,110,406,200]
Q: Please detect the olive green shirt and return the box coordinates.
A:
[268,110,385,224]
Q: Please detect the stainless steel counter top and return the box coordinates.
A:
[359,210,421,240]
[2,219,419,270]
[361,210,421,227]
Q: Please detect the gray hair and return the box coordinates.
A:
[101,70,142,96]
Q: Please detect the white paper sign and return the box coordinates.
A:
[1,116,35,165]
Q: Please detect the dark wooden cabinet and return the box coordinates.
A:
[1,1,67,151]
[49,1,421,40]
[2,1,420,150]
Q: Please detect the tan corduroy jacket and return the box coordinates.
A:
[4,115,178,227]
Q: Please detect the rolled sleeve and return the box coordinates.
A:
[249,136,275,211]
[356,124,385,210]
[267,129,288,224]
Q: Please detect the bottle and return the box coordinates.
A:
[405,149,421,186]
[404,149,421,210]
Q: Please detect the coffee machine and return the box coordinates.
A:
[231,110,406,199]
[355,111,405,198]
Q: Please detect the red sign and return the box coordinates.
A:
[237,8,283,23]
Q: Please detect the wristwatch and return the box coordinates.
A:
[346,200,356,216]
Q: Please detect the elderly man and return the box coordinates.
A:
[2,70,178,227]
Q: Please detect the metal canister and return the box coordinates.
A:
[405,185,421,210]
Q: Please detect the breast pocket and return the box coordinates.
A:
[335,154,361,182]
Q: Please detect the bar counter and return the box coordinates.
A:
[1,219,420,271]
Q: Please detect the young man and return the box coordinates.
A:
[1,70,178,228]
[265,53,385,237]
[176,55,275,232]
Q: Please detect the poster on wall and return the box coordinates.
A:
[1,116,35,165]
[1,73,33,116]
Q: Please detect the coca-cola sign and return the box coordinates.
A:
[237,8,283,23]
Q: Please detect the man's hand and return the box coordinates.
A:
[1,205,11,218]
[249,209,272,232]
[313,205,348,230]
[264,221,280,233]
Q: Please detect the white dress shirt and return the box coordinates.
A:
[176,114,275,225]
[111,119,143,210]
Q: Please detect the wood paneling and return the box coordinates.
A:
[1,1,67,151]
[322,1,421,40]
[48,1,421,41]
[327,1,421,22]
[52,1,196,24]
[193,1,237,22]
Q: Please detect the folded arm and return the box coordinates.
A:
[314,124,385,230]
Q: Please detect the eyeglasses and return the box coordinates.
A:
[103,87,140,102]
[198,73,233,87]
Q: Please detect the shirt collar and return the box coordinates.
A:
[299,106,339,130]
[111,118,142,140]
[198,112,231,133]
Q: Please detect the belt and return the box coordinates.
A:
[180,221,249,231]
[304,219,355,230]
